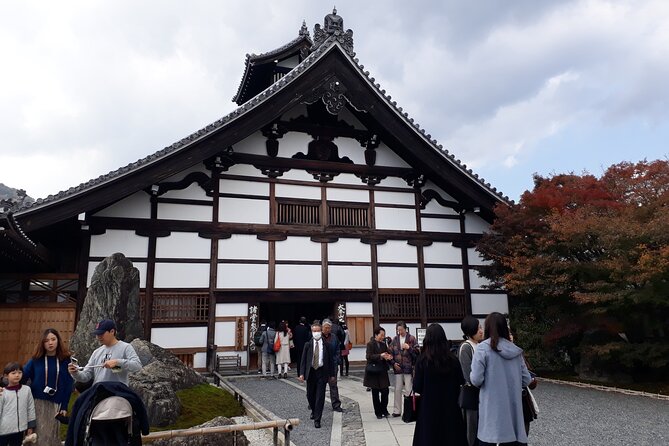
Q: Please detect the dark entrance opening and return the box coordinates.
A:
[259,301,335,332]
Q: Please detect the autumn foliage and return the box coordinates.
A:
[477,160,669,379]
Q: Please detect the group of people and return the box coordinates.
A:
[362,312,536,446]
[0,319,142,446]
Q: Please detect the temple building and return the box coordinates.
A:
[0,10,510,370]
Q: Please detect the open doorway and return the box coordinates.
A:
[259,301,335,331]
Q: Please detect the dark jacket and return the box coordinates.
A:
[363,339,391,389]
[23,356,75,411]
[260,328,277,355]
[322,332,341,366]
[299,338,335,381]
[65,382,149,446]
[390,333,419,375]
[293,323,311,351]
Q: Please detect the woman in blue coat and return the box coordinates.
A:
[470,313,532,446]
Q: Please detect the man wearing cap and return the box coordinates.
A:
[67,319,142,386]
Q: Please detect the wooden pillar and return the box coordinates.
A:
[460,212,473,316]
[369,189,380,327]
[207,166,221,371]
[143,192,158,341]
[415,190,427,327]
[76,225,91,322]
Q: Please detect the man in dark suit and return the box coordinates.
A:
[298,321,335,428]
[292,316,311,377]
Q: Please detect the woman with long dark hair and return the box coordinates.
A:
[22,328,74,446]
[470,313,532,446]
[412,323,467,446]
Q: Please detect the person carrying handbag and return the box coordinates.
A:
[363,327,393,419]
[458,316,483,446]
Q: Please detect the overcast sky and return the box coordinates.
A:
[1,0,668,201]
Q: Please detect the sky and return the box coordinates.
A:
[1,0,668,202]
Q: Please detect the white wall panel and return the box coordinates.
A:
[375,208,417,231]
[156,232,210,259]
[471,293,509,315]
[219,198,268,224]
[346,302,373,316]
[93,191,150,219]
[379,177,411,188]
[328,266,371,288]
[423,242,462,265]
[328,238,370,262]
[275,184,321,200]
[326,188,370,203]
[276,132,312,158]
[375,144,410,168]
[217,264,268,288]
[469,270,493,290]
[151,327,207,349]
[231,132,266,156]
[161,163,209,182]
[160,183,210,200]
[374,191,416,206]
[336,138,365,165]
[275,236,321,261]
[90,230,148,258]
[88,261,146,288]
[423,200,460,215]
[423,181,458,202]
[214,321,236,346]
[193,352,207,369]
[280,169,318,182]
[421,218,461,233]
[219,235,268,260]
[215,303,248,317]
[467,248,491,266]
[225,163,262,177]
[347,347,367,362]
[219,179,268,196]
[465,214,490,234]
[377,240,417,263]
[437,323,464,341]
[158,203,212,221]
[425,268,464,289]
[275,265,321,288]
[378,267,418,288]
[330,173,363,186]
[154,263,209,288]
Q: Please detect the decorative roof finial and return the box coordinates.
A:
[312,8,354,55]
[299,20,309,37]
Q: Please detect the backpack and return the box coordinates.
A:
[254,327,265,346]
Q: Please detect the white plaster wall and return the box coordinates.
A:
[151,326,207,349]
[219,198,268,224]
[422,200,460,215]
[421,218,461,233]
[375,207,417,231]
[232,132,266,156]
[378,267,419,288]
[471,293,509,315]
[336,138,365,165]
[93,191,150,219]
[328,238,370,262]
[280,169,318,182]
[465,214,490,234]
[379,177,411,188]
[423,242,462,265]
[214,321,236,346]
[425,268,464,289]
[437,323,464,341]
[467,248,491,266]
[215,303,248,317]
[326,187,370,203]
[193,352,207,369]
[87,261,146,287]
[157,203,212,221]
[377,240,417,263]
[346,302,373,316]
[423,181,458,202]
[217,264,268,288]
[154,263,210,288]
[275,236,321,261]
[275,183,321,200]
[275,265,321,288]
[375,144,410,168]
[160,183,210,200]
[225,163,261,177]
[330,173,363,186]
[219,179,269,196]
[219,235,268,260]
[347,347,367,362]
[328,265,371,288]
[161,163,209,182]
[374,191,416,206]
[276,132,312,158]
[469,269,493,290]
[156,232,210,259]
[90,230,148,258]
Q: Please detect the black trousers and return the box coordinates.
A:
[0,432,23,446]
[306,366,327,422]
[371,388,389,416]
[339,356,349,375]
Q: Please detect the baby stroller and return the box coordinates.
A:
[66,382,149,446]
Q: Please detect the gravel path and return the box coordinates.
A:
[528,381,669,446]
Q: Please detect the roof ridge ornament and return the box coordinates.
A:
[313,8,354,55]
[299,20,310,37]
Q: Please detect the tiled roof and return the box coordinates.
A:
[17,34,510,215]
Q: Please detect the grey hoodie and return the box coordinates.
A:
[470,337,532,444]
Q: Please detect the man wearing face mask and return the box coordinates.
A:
[298,322,335,428]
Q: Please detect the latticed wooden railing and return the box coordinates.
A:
[379,290,421,320]
[277,201,321,225]
[142,292,209,323]
[426,291,466,320]
[379,289,467,321]
[328,204,369,227]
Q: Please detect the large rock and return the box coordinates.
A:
[129,339,206,426]
[70,253,143,363]
[150,417,250,446]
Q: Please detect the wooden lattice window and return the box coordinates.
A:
[379,290,421,320]
[426,291,466,320]
[149,292,209,323]
[276,199,321,225]
[379,289,467,321]
[328,203,369,228]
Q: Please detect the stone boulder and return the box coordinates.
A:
[129,339,206,427]
[150,417,249,446]
[70,253,143,363]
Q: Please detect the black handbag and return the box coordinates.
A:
[522,387,538,422]
[402,391,420,423]
[458,383,479,410]
[365,361,384,375]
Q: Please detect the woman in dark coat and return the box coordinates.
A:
[363,326,393,419]
[412,324,468,446]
